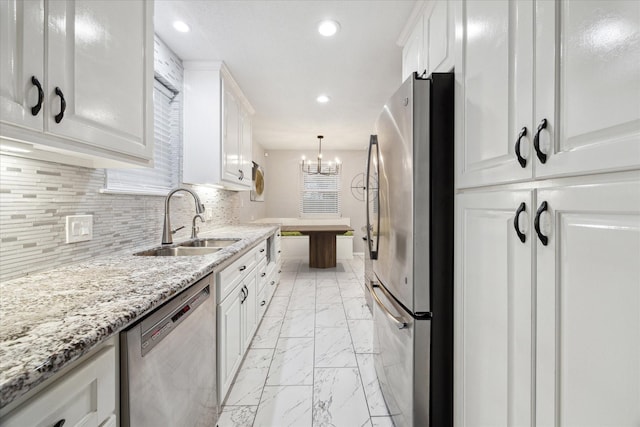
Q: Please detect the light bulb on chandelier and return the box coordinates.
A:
[300,135,341,175]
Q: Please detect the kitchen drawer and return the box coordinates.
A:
[1,345,116,427]
[218,246,259,301]
[255,240,267,261]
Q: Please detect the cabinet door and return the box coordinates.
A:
[402,17,424,82]
[455,0,534,188]
[218,288,243,400]
[0,0,44,131]
[427,0,454,73]
[536,177,640,427]
[239,109,253,188]
[455,190,533,427]
[45,0,153,160]
[242,272,258,350]
[534,1,640,178]
[222,81,242,183]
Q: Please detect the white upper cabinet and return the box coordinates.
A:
[456,0,640,188]
[455,0,534,188]
[0,0,154,168]
[0,0,44,133]
[536,177,640,426]
[401,0,454,82]
[534,0,640,178]
[183,61,253,190]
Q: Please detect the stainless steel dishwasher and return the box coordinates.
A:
[120,273,217,427]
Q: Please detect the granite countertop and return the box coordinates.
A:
[0,224,279,410]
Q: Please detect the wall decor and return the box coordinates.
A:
[251,161,265,201]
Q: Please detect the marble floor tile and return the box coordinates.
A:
[280,309,315,337]
[315,327,357,368]
[274,281,294,297]
[291,283,316,297]
[356,353,390,416]
[266,337,314,385]
[316,286,342,304]
[264,296,289,318]
[251,316,283,349]
[313,367,370,427]
[315,303,347,328]
[225,349,273,405]
[287,293,316,310]
[348,319,376,353]
[253,386,313,427]
[217,405,258,427]
[317,277,338,287]
[339,281,366,299]
[370,416,395,427]
[343,297,373,320]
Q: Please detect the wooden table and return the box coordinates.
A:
[281,225,354,269]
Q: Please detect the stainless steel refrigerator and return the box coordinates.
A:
[365,72,453,427]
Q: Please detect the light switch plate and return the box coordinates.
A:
[66,215,93,243]
[206,207,214,221]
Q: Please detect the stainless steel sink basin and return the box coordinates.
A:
[134,246,222,257]
[179,238,240,248]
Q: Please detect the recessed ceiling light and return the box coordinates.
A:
[316,95,330,103]
[318,20,340,37]
[173,21,190,33]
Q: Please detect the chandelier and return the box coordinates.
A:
[300,135,341,175]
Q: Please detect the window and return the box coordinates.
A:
[299,168,341,217]
[104,79,181,194]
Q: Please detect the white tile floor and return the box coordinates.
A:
[218,255,394,427]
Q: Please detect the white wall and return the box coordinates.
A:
[262,149,367,253]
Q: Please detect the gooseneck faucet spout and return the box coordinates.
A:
[162,187,206,245]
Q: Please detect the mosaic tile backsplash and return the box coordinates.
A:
[0,154,242,281]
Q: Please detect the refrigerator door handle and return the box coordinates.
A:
[370,283,407,329]
[365,134,380,260]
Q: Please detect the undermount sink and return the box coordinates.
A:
[179,238,240,248]
[134,246,222,257]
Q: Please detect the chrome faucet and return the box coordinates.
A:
[162,187,206,244]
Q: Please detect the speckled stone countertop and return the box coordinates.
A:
[0,224,279,410]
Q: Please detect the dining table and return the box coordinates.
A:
[281,225,354,268]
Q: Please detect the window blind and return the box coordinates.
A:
[299,168,341,217]
[105,80,180,194]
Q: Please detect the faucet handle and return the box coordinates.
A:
[172,226,185,234]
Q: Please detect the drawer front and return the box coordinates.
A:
[1,345,116,427]
[218,247,258,301]
[255,240,267,262]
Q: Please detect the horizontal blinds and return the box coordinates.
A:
[105,80,180,193]
[299,168,341,217]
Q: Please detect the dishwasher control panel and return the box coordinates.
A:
[140,283,210,356]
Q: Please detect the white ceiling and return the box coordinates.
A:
[154,0,417,151]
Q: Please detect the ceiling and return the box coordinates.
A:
[154,0,417,151]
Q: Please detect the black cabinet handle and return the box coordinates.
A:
[53,420,66,427]
[270,281,275,286]
[260,248,265,253]
[239,170,244,180]
[533,119,548,163]
[260,300,266,306]
[240,287,246,303]
[514,202,526,243]
[534,201,549,246]
[261,272,266,277]
[239,265,246,272]
[31,76,44,116]
[54,87,66,123]
[514,127,527,168]
[278,270,281,274]
[277,250,281,254]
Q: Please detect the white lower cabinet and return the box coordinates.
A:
[455,189,534,427]
[218,284,244,401]
[241,272,258,351]
[455,176,640,427]
[536,178,640,426]
[1,344,116,427]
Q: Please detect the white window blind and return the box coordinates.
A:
[299,168,341,217]
[105,80,181,194]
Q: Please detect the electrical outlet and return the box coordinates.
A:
[206,207,214,221]
[66,215,93,243]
